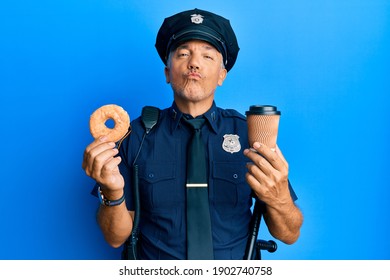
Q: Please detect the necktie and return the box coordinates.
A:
[184,117,214,260]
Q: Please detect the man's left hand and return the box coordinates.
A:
[243,142,291,208]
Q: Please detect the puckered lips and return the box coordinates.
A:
[185,71,202,80]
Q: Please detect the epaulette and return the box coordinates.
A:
[221,108,246,121]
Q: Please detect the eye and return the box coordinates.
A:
[177,51,189,58]
[203,54,214,60]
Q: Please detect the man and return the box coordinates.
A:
[82,8,303,260]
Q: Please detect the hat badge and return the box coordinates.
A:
[191,14,204,24]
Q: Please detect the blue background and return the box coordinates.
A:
[1,0,389,260]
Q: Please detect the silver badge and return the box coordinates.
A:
[222,134,241,154]
[191,14,204,24]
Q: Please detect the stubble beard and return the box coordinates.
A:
[171,79,213,103]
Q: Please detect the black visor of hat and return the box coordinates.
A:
[166,25,228,66]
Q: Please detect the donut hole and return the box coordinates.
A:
[105,118,116,129]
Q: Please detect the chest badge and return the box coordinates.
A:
[222,134,241,154]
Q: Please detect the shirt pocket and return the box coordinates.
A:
[212,161,251,215]
[138,162,180,210]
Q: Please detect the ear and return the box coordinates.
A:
[164,66,170,84]
[217,68,227,86]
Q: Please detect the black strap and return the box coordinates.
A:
[122,106,160,260]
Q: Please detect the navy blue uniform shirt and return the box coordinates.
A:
[112,102,296,259]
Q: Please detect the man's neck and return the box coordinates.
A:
[174,97,214,118]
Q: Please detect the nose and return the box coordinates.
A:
[188,53,201,70]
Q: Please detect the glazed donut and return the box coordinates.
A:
[89,104,130,142]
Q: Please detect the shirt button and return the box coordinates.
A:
[148,173,155,178]
[233,173,238,179]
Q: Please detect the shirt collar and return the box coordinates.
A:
[169,101,219,134]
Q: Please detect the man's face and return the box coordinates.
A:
[164,40,227,106]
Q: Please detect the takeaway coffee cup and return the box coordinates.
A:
[245,105,281,150]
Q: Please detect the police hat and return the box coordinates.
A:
[155,8,239,72]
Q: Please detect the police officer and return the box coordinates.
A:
[82,8,303,260]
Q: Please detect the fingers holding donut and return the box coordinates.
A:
[82,136,124,192]
[84,103,131,192]
[83,137,115,176]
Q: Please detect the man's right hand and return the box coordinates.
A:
[82,136,124,199]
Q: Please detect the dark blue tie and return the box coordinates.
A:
[184,117,214,260]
